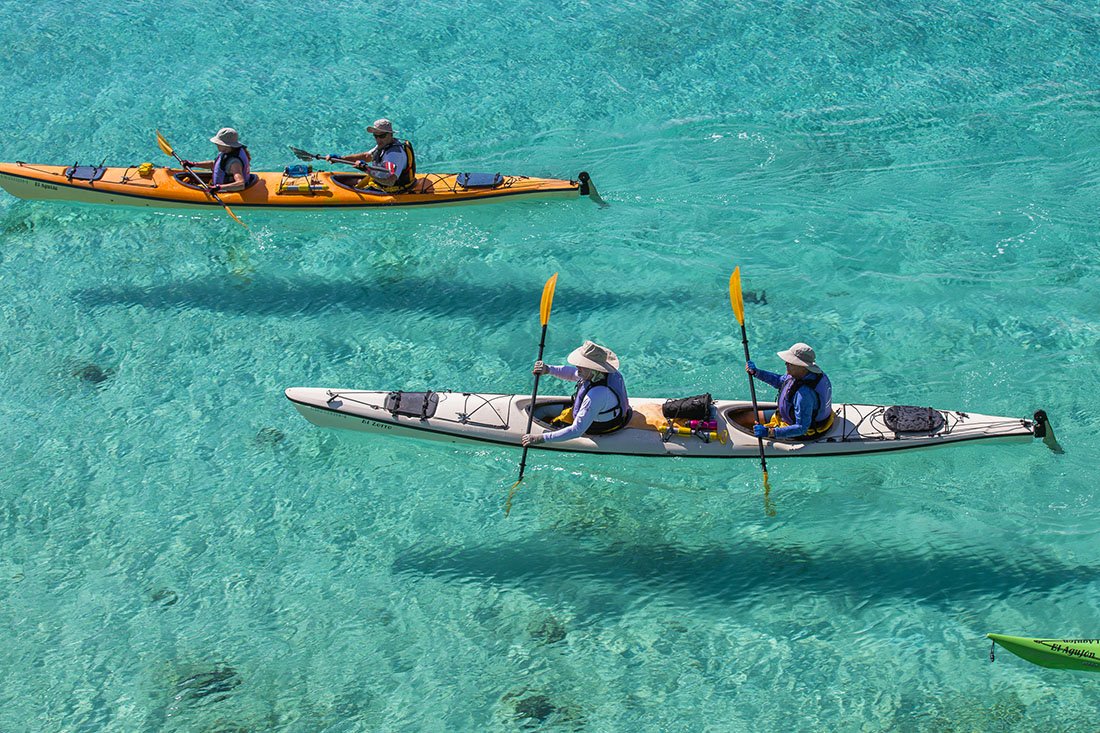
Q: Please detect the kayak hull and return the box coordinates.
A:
[0,163,583,210]
[284,388,1038,459]
[988,634,1100,672]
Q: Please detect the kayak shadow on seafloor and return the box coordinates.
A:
[72,276,754,322]
[392,535,1095,620]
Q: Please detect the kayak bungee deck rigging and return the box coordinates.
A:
[988,634,1100,672]
[284,387,1054,459]
[0,161,595,210]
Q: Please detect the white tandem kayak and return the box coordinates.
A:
[284,387,1056,458]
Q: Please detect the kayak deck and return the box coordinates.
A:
[284,388,1041,459]
[0,162,586,209]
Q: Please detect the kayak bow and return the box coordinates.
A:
[988,634,1100,672]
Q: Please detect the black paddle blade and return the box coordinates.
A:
[288,146,318,162]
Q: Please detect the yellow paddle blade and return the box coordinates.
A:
[729,267,745,326]
[504,477,523,516]
[155,129,174,158]
[539,272,558,326]
[763,471,777,517]
[223,204,248,230]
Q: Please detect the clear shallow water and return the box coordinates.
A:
[1,0,1098,730]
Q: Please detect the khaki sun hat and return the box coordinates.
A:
[567,340,620,373]
[209,127,243,148]
[776,342,822,373]
[367,119,396,135]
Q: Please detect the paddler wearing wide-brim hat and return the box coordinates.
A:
[521,340,633,446]
[324,117,417,193]
[179,127,252,193]
[745,342,834,440]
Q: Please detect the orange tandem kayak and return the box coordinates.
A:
[0,162,596,210]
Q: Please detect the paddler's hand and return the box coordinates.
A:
[532,361,549,376]
[753,424,770,439]
[180,159,194,168]
[521,433,544,447]
[745,360,756,375]
[207,184,222,193]
[354,161,369,171]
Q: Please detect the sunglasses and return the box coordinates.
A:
[373,133,391,139]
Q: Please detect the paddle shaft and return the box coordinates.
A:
[739,322,770,475]
[516,323,550,482]
[290,147,373,171]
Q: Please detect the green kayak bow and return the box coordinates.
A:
[988,634,1100,672]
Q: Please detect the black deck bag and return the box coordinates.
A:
[662,393,713,421]
[883,405,945,433]
[384,391,439,419]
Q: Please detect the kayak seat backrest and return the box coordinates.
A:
[457,172,503,189]
[883,405,945,433]
[384,391,438,420]
[64,165,107,182]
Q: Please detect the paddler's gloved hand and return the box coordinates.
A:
[208,184,222,193]
[326,154,338,161]
[532,361,549,376]
[745,360,756,375]
[354,161,369,171]
[753,424,769,438]
[521,433,544,447]
[180,159,194,168]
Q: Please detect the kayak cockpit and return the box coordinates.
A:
[722,404,844,443]
[173,171,261,191]
[531,399,571,427]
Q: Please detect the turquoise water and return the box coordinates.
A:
[1,0,1099,729]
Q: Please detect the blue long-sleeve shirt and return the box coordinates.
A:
[751,368,816,439]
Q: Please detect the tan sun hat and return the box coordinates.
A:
[367,118,396,135]
[567,340,620,373]
[777,342,822,373]
[209,127,243,148]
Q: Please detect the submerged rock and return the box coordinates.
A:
[73,363,111,385]
[174,665,241,705]
[150,588,178,607]
[527,613,567,645]
[514,694,556,723]
[254,427,286,447]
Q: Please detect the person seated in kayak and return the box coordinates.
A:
[325,118,416,193]
[180,127,251,193]
[745,342,834,440]
[521,340,632,446]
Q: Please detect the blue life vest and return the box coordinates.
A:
[212,147,251,186]
[777,371,833,429]
[571,370,632,435]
